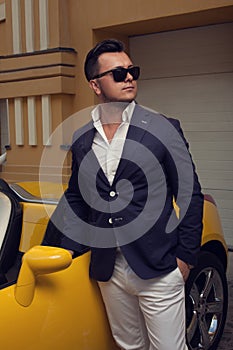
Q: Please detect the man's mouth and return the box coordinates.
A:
[123,85,134,90]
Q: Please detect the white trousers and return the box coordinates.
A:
[98,252,188,350]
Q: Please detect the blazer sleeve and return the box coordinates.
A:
[42,194,89,256]
[42,136,90,256]
[167,118,204,266]
[62,136,91,253]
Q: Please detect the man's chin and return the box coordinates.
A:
[117,95,136,103]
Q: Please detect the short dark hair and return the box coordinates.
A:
[84,39,125,81]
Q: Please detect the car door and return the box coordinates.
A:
[0,248,119,350]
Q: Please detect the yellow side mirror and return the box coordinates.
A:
[15,246,72,307]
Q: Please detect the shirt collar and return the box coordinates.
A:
[92,101,136,125]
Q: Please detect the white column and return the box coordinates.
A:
[0,2,6,22]
[27,97,37,145]
[41,95,52,146]
[11,0,22,54]
[6,100,10,146]
[14,98,24,145]
[24,0,34,52]
[39,0,49,50]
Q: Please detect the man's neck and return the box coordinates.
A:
[99,101,129,125]
[98,102,128,142]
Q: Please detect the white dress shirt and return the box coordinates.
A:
[91,101,135,185]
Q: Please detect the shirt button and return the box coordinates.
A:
[109,191,116,197]
[108,218,113,224]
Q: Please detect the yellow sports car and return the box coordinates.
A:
[0,179,228,350]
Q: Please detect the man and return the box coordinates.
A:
[45,39,204,350]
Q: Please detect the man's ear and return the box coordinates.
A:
[89,79,101,96]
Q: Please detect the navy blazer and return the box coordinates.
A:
[44,104,204,282]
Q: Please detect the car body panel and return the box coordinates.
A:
[0,181,228,349]
[201,198,228,253]
[0,251,118,350]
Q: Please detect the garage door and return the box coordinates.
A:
[130,23,233,247]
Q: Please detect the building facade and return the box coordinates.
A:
[0,0,233,244]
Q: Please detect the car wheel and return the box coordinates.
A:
[185,251,228,350]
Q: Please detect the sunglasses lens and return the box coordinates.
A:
[130,66,140,80]
[112,67,140,82]
[112,68,127,82]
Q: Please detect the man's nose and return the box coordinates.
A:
[125,71,133,81]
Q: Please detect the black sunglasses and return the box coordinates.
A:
[92,66,140,82]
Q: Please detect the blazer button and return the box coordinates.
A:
[109,191,116,198]
[115,217,123,222]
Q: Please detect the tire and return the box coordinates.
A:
[185,251,228,350]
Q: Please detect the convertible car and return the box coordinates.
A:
[0,179,228,350]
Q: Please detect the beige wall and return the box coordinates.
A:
[0,0,233,183]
